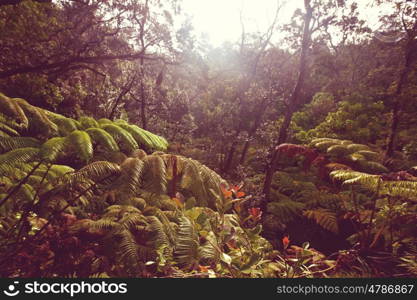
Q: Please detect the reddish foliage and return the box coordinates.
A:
[276,143,321,170]
[381,171,417,182]
[248,207,262,222]
[282,235,290,250]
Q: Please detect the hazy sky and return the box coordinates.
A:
[181,0,388,46]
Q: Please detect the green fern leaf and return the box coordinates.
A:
[0,147,39,172]
[86,128,119,152]
[67,130,93,162]
[0,93,28,129]
[174,216,200,267]
[0,137,40,153]
[142,155,167,194]
[79,116,99,129]
[39,137,67,162]
[114,158,144,197]
[101,124,138,154]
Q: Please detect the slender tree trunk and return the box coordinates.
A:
[138,1,148,130]
[239,140,251,165]
[222,128,241,173]
[109,74,136,119]
[140,80,147,129]
[239,96,270,164]
[385,35,416,159]
[262,0,313,206]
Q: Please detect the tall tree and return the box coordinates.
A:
[262,0,314,203]
[382,0,417,159]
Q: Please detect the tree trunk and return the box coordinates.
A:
[239,140,251,165]
[140,79,147,129]
[261,0,313,207]
[385,35,416,159]
[222,128,241,173]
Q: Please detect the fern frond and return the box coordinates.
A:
[117,229,140,269]
[142,155,167,194]
[39,137,67,162]
[174,216,200,267]
[0,137,40,153]
[101,124,138,154]
[357,161,388,174]
[346,144,370,152]
[47,113,79,136]
[330,170,380,187]
[327,145,352,156]
[356,150,380,161]
[13,183,36,204]
[312,140,341,151]
[0,93,28,129]
[66,161,121,185]
[67,130,93,163]
[266,200,305,223]
[147,215,173,263]
[86,128,119,152]
[79,116,99,129]
[0,147,39,172]
[0,122,19,137]
[330,170,417,200]
[303,209,339,234]
[131,149,147,160]
[97,118,113,126]
[70,218,119,232]
[198,231,220,264]
[117,124,152,150]
[14,98,58,136]
[114,158,144,197]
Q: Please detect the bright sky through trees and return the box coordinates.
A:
[181,0,390,46]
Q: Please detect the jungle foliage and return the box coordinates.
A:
[0,0,416,278]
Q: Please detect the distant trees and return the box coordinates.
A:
[0,0,186,125]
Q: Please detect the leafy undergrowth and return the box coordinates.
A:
[1,93,416,278]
